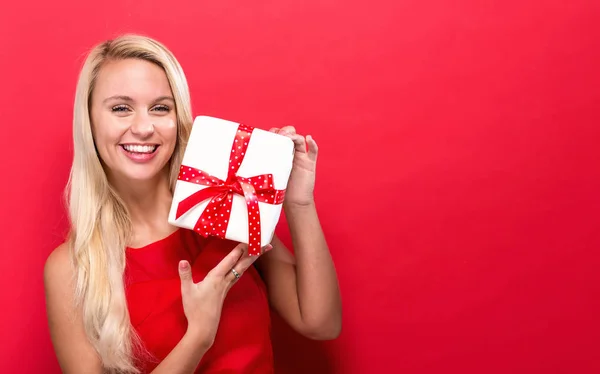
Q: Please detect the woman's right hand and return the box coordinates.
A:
[177,243,270,350]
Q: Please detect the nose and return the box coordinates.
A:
[130,115,155,138]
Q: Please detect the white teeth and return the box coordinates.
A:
[123,145,157,153]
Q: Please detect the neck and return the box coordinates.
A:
[109,168,173,231]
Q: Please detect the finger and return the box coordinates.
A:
[225,258,257,285]
[262,243,274,255]
[208,243,246,278]
[179,260,193,295]
[225,244,273,284]
[268,127,280,133]
[287,134,307,154]
[306,135,318,161]
[278,126,296,136]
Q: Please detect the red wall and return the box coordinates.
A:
[1,1,599,373]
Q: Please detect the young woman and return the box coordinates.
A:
[44,34,341,373]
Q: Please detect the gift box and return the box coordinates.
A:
[168,116,295,255]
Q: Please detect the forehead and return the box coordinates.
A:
[93,58,173,101]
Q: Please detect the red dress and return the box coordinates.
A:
[124,228,274,373]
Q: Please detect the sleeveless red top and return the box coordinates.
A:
[124,228,274,373]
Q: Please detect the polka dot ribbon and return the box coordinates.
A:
[175,124,286,256]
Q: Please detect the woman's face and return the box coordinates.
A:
[90,58,177,184]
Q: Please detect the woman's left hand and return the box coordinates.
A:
[269,126,318,207]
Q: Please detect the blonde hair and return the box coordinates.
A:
[65,34,193,372]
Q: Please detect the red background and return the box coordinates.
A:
[1,0,599,373]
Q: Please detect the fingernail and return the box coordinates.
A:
[179,261,189,270]
[265,244,273,252]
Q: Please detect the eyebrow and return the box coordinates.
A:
[102,95,175,104]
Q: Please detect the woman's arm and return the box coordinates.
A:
[256,204,342,340]
[148,326,209,374]
[256,128,342,340]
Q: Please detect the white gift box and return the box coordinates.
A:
[168,116,295,252]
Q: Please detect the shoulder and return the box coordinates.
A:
[44,242,103,373]
[44,242,75,312]
[44,242,72,290]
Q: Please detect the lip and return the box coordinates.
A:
[119,144,160,163]
[120,143,159,147]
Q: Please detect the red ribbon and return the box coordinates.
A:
[175,124,286,256]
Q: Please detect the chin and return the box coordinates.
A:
[122,167,166,182]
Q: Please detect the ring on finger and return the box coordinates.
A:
[231,268,241,280]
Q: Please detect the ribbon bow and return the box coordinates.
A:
[175,124,286,256]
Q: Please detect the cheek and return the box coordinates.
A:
[93,128,123,157]
[162,119,178,144]
[91,113,122,146]
[91,123,107,149]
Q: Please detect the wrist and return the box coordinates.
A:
[184,326,213,352]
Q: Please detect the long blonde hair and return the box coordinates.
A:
[65,34,193,372]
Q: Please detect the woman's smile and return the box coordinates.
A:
[119,143,160,163]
